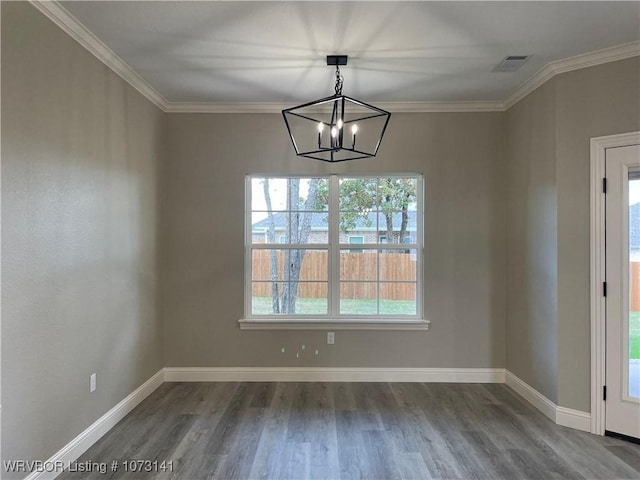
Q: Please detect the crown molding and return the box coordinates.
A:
[30,1,639,114]
[29,0,169,111]
[165,102,291,114]
[360,101,505,113]
[503,40,640,109]
[164,100,505,114]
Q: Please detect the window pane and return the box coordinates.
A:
[252,249,330,282]
[340,250,377,281]
[251,213,288,244]
[252,282,327,315]
[252,178,327,212]
[379,249,417,282]
[291,283,328,314]
[340,282,377,314]
[628,175,639,398]
[252,212,329,244]
[251,250,285,281]
[280,282,328,315]
[288,212,328,244]
[252,178,288,211]
[251,282,285,314]
[339,178,377,211]
[289,178,326,211]
[379,283,417,315]
[291,250,328,281]
[378,177,418,212]
[339,211,376,243]
[376,212,417,244]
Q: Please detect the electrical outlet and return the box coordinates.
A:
[327,331,335,345]
[90,373,96,393]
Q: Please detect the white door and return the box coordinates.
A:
[605,144,640,439]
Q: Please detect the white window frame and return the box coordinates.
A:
[239,174,430,331]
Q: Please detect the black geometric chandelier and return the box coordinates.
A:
[282,55,391,162]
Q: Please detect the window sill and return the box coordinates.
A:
[238,318,430,331]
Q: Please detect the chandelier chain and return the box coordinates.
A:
[334,66,344,96]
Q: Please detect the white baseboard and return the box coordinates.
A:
[505,370,591,432]
[24,369,165,480]
[163,366,505,383]
[556,406,591,432]
[505,370,557,421]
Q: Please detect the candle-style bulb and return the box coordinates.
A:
[331,126,338,148]
[351,124,358,149]
[337,119,343,129]
[317,122,323,149]
[352,124,358,134]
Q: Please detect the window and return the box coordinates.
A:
[348,236,364,253]
[243,175,426,329]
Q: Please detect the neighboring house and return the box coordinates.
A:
[252,211,418,246]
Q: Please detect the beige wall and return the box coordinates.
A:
[505,57,640,411]
[163,112,507,368]
[2,2,164,473]
[555,58,640,411]
[505,79,559,403]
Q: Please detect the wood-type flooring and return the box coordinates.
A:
[59,382,640,479]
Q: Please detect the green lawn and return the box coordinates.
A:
[252,296,416,316]
[631,311,640,360]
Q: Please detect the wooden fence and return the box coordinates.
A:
[252,256,640,308]
[252,250,416,300]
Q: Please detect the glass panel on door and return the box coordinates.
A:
[628,171,640,399]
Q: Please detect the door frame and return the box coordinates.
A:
[590,131,640,435]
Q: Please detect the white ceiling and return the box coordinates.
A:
[59,1,640,105]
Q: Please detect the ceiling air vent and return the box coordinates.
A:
[493,55,530,72]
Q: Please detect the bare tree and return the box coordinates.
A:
[263,178,319,314]
[262,179,280,313]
